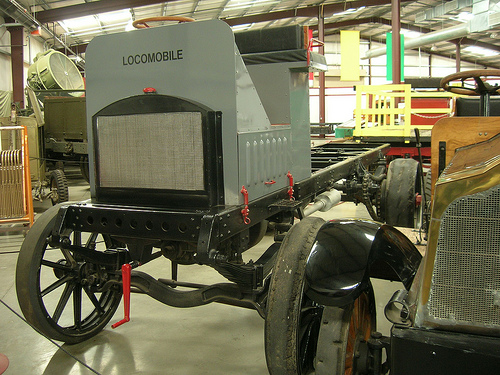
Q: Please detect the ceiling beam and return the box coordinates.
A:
[311,17,432,34]
[35,0,182,23]
[357,35,500,69]
[308,18,500,69]
[316,17,500,55]
[43,0,498,69]
[455,38,500,53]
[410,47,499,69]
[223,0,405,26]
[33,0,410,26]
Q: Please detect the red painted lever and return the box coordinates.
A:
[240,186,251,225]
[111,263,131,329]
[287,171,294,200]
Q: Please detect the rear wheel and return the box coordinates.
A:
[49,169,69,205]
[383,158,422,228]
[265,217,376,374]
[315,289,376,374]
[16,204,122,344]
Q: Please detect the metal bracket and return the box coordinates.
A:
[438,141,447,176]
[196,214,220,264]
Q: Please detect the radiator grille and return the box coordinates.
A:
[96,112,204,190]
[0,150,24,219]
[428,185,500,327]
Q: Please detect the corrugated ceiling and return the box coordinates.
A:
[2,0,500,68]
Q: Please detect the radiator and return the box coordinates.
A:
[427,185,500,328]
[96,112,204,191]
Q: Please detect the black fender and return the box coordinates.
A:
[305,219,422,307]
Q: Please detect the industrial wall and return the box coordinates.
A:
[309,35,482,124]
[0,20,485,122]
[0,17,44,115]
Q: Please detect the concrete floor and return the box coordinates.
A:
[0,170,421,374]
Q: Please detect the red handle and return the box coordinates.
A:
[240,186,251,225]
[111,263,132,329]
[287,171,294,200]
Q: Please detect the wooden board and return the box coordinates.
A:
[430,117,500,195]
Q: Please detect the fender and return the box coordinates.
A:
[305,219,422,307]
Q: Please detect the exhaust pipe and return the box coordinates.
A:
[303,189,342,217]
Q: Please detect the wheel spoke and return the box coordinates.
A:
[73,284,83,330]
[347,293,373,374]
[73,231,82,247]
[41,274,74,297]
[361,295,372,340]
[52,283,75,324]
[299,302,322,373]
[84,286,105,315]
[85,232,99,249]
[41,259,72,272]
[61,248,77,267]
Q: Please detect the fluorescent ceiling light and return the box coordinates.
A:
[400,29,422,38]
[452,11,475,22]
[334,6,366,17]
[125,20,135,32]
[61,16,98,30]
[60,11,131,34]
[227,0,276,5]
[463,45,499,57]
[232,23,253,31]
[60,16,99,31]
[64,23,129,37]
[59,21,70,34]
[225,0,280,11]
[98,10,131,24]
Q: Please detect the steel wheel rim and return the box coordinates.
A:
[36,231,120,337]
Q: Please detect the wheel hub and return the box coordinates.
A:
[52,259,103,288]
[353,339,370,374]
[53,259,69,279]
[80,263,105,288]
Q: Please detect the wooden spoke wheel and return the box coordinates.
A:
[265,217,376,374]
[16,205,123,344]
[315,290,376,374]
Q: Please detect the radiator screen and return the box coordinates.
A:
[96,112,204,190]
[428,185,500,328]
